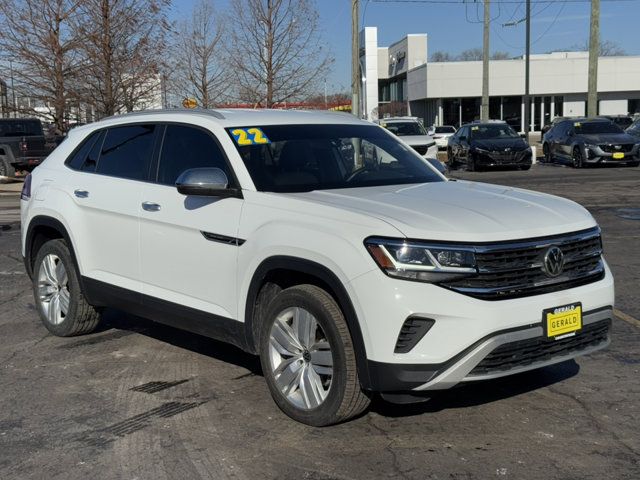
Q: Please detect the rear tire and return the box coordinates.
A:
[543,143,552,163]
[0,156,15,178]
[259,284,370,426]
[447,148,456,169]
[32,239,100,337]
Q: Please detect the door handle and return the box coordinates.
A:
[74,189,89,198]
[142,201,161,212]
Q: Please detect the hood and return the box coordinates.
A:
[398,135,435,146]
[471,137,528,151]
[579,133,638,144]
[289,181,596,242]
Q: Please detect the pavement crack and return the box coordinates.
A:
[547,386,638,457]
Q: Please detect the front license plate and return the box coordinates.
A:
[612,152,625,159]
[544,303,582,338]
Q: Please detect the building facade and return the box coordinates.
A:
[360,27,640,131]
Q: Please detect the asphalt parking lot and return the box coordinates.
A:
[1,164,639,480]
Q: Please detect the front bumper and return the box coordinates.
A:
[349,260,614,393]
[584,145,639,164]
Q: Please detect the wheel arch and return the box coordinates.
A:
[24,216,83,287]
[243,255,372,390]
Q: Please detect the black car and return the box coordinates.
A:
[0,118,53,177]
[447,122,532,171]
[598,115,634,130]
[542,118,640,168]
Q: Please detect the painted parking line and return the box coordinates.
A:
[614,308,640,328]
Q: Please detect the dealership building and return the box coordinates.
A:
[359,27,640,132]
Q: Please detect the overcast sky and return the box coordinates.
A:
[171,0,640,93]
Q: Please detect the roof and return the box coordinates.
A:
[85,108,368,130]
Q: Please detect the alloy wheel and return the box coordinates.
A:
[268,306,333,410]
[37,254,70,325]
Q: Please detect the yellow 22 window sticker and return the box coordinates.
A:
[231,127,271,146]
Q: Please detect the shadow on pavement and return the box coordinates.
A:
[369,360,580,418]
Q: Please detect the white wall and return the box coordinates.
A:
[598,99,627,115]
[360,27,380,120]
[564,93,585,116]
[413,55,640,101]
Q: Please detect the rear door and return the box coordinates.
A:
[66,124,157,293]
[139,124,243,320]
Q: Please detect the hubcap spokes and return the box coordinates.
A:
[269,307,333,410]
[37,254,69,325]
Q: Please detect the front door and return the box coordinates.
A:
[139,124,243,320]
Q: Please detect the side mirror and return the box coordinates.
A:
[175,167,240,197]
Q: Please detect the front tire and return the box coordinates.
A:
[259,285,370,426]
[32,239,100,337]
[543,143,552,163]
[572,147,584,168]
[0,156,15,178]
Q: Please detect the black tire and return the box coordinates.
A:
[627,161,639,167]
[519,164,531,171]
[447,148,456,169]
[259,284,370,426]
[32,239,100,337]
[467,156,477,172]
[543,143,552,163]
[572,147,584,168]
[0,156,15,178]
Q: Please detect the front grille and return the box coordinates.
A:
[599,144,634,153]
[468,319,610,376]
[441,227,604,300]
[411,144,434,155]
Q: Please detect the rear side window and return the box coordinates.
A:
[96,124,156,181]
[67,131,103,170]
[156,125,231,186]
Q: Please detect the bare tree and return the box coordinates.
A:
[75,0,171,117]
[558,40,627,57]
[170,0,227,108]
[227,0,333,107]
[457,48,483,61]
[0,0,83,131]
[491,51,511,60]
[430,51,452,62]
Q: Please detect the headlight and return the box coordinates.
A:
[365,237,476,282]
[473,147,491,154]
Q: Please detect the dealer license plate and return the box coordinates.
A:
[612,152,625,159]
[544,303,582,338]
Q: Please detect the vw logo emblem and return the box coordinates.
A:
[614,145,622,150]
[543,246,565,277]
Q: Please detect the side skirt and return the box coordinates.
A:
[82,277,249,351]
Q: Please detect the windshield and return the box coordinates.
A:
[574,121,623,134]
[226,124,443,193]
[0,120,42,137]
[381,121,427,136]
[434,126,456,134]
[469,124,520,140]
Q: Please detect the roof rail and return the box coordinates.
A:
[101,108,226,121]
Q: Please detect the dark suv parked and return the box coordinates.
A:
[542,118,640,168]
[0,118,52,176]
[447,122,532,171]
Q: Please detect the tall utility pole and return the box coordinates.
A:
[587,0,600,117]
[523,0,531,144]
[481,0,490,121]
[351,0,360,117]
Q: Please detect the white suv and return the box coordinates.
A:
[21,110,614,426]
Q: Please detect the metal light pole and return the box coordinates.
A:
[587,0,600,117]
[481,0,490,121]
[9,60,17,118]
[524,0,531,144]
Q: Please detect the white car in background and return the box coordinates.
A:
[378,117,438,159]
[428,125,457,150]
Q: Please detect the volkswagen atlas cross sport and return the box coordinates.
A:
[21,109,614,426]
